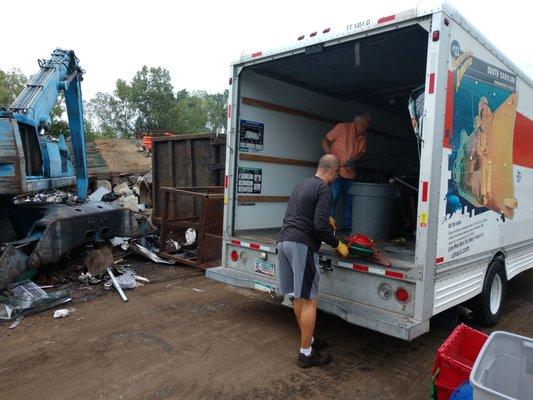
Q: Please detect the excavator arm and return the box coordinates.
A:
[0,49,88,199]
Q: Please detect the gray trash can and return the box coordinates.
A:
[470,331,533,400]
[348,182,396,240]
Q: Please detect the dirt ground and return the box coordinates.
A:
[1,262,532,400]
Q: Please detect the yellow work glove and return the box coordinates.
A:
[328,216,338,231]
[336,241,349,258]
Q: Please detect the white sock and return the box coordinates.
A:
[300,346,312,356]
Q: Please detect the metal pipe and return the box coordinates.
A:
[107,267,128,302]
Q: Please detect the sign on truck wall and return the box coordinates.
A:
[237,167,262,194]
[437,33,533,265]
[239,120,264,152]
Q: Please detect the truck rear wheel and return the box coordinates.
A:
[473,260,506,326]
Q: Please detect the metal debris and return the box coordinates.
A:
[9,316,23,329]
[0,280,71,320]
[106,268,128,302]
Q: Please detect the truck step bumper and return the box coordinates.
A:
[207,266,429,341]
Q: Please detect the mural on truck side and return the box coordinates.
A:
[446,40,518,219]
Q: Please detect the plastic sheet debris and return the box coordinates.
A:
[53,308,74,318]
[88,187,110,203]
[185,228,196,246]
[0,280,71,320]
[104,268,138,290]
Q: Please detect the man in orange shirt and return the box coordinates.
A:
[321,113,372,232]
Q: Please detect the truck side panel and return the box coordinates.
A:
[433,15,533,313]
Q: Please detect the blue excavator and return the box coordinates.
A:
[0,49,137,287]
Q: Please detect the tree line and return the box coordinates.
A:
[0,66,228,139]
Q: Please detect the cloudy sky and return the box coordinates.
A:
[2,0,532,100]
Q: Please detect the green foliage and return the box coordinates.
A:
[0,68,28,108]
[1,65,228,140]
[86,66,228,138]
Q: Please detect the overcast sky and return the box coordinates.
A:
[1,0,532,100]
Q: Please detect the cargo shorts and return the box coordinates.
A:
[277,241,320,300]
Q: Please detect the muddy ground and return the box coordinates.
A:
[1,262,532,400]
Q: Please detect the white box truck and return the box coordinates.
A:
[207,2,533,340]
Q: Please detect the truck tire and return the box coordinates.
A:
[473,260,506,326]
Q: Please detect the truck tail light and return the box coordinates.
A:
[297,35,305,40]
[230,250,239,262]
[323,28,330,34]
[432,30,440,42]
[395,288,410,304]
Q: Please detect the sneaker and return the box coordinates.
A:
[297,349,332,368]
[311,337,328,351]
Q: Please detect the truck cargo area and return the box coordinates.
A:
[233,23,429,270]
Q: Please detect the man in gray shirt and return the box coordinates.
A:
[277,154,349,368]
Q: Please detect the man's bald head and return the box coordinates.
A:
[316,154,340,185]
[318,154,340,171]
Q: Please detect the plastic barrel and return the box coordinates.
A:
[348,182,396,240]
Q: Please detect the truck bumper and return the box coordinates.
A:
[207,266,429,341]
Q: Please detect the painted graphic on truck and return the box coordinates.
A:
[438,39,533,264]
[446,40,518,219]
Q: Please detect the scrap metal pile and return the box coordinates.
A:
[0,168,201,323]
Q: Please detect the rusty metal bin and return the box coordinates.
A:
[151,134,226,220]
[159,186,224,269]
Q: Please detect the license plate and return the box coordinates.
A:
[254,260,275,277]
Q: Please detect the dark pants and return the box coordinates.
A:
[330,176,354,231]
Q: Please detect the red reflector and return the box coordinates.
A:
[224,175,228,189]
[227,104,232,119]
[250,243,260,250]
[251,51,262,58]
[297,35,305,40]
[432,30,440,42]
[378,15,395,24]
[395,288,410,303]
[385,270,404,279]
[353,264,369,272]
[428,73,435,94]
[310,31,317,37]
[323,28,330,33]
[436,257,444,264]
[230,250,239,262]
[421,181,429,202]
[231,239,241,246]
[229,77,233,85]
